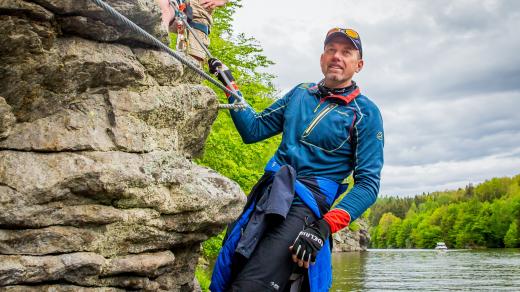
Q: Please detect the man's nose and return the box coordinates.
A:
[331,51,342,60]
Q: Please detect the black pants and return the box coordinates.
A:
[228,203,317,292]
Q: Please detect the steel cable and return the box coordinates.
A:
[90,0,246,109]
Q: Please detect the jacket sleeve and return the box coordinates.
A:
[227,86,298,144]
[324,100,384,232]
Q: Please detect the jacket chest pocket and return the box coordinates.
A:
[300,104,355,152]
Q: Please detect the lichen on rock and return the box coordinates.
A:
[0,0,245,290]
[0,97,16,139]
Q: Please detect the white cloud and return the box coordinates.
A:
[382,90,520,165]
[381,148,520,196]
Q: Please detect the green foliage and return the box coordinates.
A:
[361,208,371,219]
[369,174,520,249]
[368,196,414,226]
[349,221,361,232]
[202,230,226,258]
[474,177,512,201]
[371,212,401,248]
[504,221,519,248]
[195,266,211,292]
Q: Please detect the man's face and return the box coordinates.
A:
[320,37,364,88]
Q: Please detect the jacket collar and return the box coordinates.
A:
[308,80,361,105]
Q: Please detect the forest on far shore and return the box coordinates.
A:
[369,175,520,249]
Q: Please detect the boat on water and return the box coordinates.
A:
[435,242,448,250]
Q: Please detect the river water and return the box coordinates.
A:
[331,249,520,291]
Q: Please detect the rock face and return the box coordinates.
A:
[0,1,245,291]
[332,218,371,252]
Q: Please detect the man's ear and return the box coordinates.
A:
[356,59,364,73]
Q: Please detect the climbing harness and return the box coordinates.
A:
[90,0,245,110]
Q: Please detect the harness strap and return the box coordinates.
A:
[189,21,210,35]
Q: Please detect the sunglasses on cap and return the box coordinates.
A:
[326,28,360,40]
[324,27,363,58]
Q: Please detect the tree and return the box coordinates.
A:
[372,212,401,248]
[395,218,413,248]
[475,177,511,201]
[504,221,519,248]
[369,174,520,249]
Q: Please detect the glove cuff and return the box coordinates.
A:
[323,208,351,233]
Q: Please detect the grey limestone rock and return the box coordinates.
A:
[0,285,125,292]
[0,0,245,290]
[30,0,167,44]
[0,97,16,139]
[0,250,178,289]
[0,0,54,21]
[332,218,371,252]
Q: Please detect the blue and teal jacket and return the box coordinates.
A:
[229,82,384,221]
[211,82,384,291]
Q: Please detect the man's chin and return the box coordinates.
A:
[323,75,353,88]
[325,74,342,82]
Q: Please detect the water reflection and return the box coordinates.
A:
[331,252,367,291]
[331,249,520,291]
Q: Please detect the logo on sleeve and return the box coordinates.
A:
[376,131,383,141]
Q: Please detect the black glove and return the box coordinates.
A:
[208,58,235,85]
[291,219,331,264]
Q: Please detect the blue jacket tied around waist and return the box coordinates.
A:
[210,83,384,291]
[210,160,344,292]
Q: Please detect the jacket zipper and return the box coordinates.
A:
[313,100,324,113]
[302,103,338,137]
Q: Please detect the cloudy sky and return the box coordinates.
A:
[232,0,520,197]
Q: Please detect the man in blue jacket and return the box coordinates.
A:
[209,27,384,291]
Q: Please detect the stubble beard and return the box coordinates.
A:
[324,72,350,88]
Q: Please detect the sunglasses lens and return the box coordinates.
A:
[326,28,341,37]
[345,29,359,39]
[326,28,359,40]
